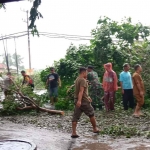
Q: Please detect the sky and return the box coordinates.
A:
[0,0,150,70]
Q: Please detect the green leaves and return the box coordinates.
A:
[29,0,42,35]
[0,3,5,9]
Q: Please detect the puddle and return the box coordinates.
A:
[0,140,34,150]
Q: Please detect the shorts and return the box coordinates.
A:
[134,94,144,107]
[49,87,58,97]
[72,101,94,122]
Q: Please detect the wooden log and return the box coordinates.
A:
[39,107,65,115]
[17,106,64,115]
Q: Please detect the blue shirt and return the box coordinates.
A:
[119,71,133,89]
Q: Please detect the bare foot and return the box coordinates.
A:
[139,112,144,116]
[93,128,100,133]
[132,114,140,118]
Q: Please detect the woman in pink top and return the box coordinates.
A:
[103,63,118,111]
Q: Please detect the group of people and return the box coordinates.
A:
[0,64,145,138]
[71,63,145,138]
[0,70,34,98]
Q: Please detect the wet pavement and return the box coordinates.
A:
[0,120,150,150]
[1,91,150,149]
[0,120,71,150]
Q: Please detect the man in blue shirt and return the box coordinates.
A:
[119,63,134,110]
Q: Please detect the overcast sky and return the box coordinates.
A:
[0,0,150,70]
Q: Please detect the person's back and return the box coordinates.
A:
[88,71,100,85]
[74,77,88,103]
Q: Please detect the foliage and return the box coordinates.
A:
[29,0,42,36]
[40,66,50,83]
[0,0,42,36]
[91,16,150,76]
[0,3,5,9]
[0,99,20,115]
[101,125,137,138]
[54,44,94,84]
[32,71,44,89]
[55,98,74,110]
[40,17,150,110]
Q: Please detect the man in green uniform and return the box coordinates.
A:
[87,66,103,110]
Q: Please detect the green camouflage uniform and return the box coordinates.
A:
[87,71,103,110]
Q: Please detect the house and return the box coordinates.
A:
[0,63,7,73]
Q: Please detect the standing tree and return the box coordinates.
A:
[2,53,25,70]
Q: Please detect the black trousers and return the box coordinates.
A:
[122,89,134,110]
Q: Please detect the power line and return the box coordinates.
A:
[39,32,92,38]
[0,34,28,40]
[40,34,91,41]
[0,33,91,41]
[0,31,92,40]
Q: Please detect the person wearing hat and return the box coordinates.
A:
[119,63,134,110]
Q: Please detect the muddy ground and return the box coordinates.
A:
[1,109,150,150]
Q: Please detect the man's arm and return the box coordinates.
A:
[134,75,144,96]
[135,79,142,91]
[58,77,61,87]
[120,82,124,94]
[46,78,49,87]
[76,86,84,108]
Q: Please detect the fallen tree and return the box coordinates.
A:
[0,79,64,116]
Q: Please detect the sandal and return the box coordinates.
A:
[93,130,100,133]
[71,135,80,138]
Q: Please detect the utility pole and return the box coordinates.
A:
[22,9,32,72]
[26,10,31,71]
[14,38,19,75]
[1,35,9,72]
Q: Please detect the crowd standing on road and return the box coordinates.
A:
[71,63,145,138]
[0,63,145,138]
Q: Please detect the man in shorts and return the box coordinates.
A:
[132,64,145,117]
[71,67,99,138]
[46,67,61,105]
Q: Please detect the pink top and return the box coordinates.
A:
[102,63,118,92]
